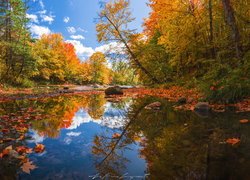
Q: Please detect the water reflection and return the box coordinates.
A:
[0,94,249,179]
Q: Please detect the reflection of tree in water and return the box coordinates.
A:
[91,96,250,179]
[88,94,106,120]
[91,101,147,178]
[92,134,129,178]
[128,97,250,179]
[24,94,107,138]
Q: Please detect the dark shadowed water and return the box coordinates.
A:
[0,93,250,180]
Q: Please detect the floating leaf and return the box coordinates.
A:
[2,129,9,133]
[239,119,249,124]
[226,138,240,145]
[0,145,12,158]
[34,144,45,153]
[112,133,121,139]
[16,146,33,154]
[21,161,37,174]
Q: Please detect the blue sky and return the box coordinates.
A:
[27,0,150,60]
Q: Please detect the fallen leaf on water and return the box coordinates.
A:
[34,144,45,153]
[112,133,121,139]
[0,145,12,158]
[2,129,9,133]
[226,138,240,145]
[21,161,37,174]
[17,135,25,141]
[16,146,33,154]
[239,119,249,124]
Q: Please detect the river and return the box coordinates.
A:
[0,93,249,179]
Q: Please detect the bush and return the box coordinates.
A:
[200,62,250,103]
[15,78,35,88]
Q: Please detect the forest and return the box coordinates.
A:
[0,0,249,103]
[0,0,250,179]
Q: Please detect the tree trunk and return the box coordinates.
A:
[221,0,242,59]
[104,15,161,84]
[208,0,216,59]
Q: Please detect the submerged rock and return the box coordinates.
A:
[105,86,124,96]
[145,102,162,110]
[194,102,211,117]
[194,102,211,111]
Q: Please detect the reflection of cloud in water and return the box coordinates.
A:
[67,108,92,130]
[64,137,72,145]
[66,132,82,137]
[67,102,130,130]
[27,130,44,143]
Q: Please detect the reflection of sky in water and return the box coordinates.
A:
[22,101,146,179]
[68,102,129,130]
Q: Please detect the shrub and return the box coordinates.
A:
[200,62,250,103]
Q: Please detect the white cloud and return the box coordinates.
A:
[66,40,95,60]
[70,35,85,40]
[95,42,125,54]
[26,13,39,23]
[29,24,51,38]
[63,17,70,23]
[38,10,47,15]
[66,26,76,34]
[77,27,87,33]
[39,0,45,9]
[41,15,55,24]
[64,40,126,61]
[67,132,82,137]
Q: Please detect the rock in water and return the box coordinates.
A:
[178,97,187,104]
[145,102,162,110]
[105,86,124,95]
[194,102,211,111]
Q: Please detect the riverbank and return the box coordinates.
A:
[0,85,249,112]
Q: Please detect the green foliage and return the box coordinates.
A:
[14,78,35,88]
[111,60,139,85]
[200,62,250,103]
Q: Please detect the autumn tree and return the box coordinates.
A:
[31,34,88,84]
[0,0,32,83]
[96,0,161,84]
[88,52,110,85]
[141,0,250,101]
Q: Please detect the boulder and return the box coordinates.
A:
[145,102,162,110]
[178,97,187,104]
[194,102,211,112]
[105,86,124,96]
[93,84,102,89]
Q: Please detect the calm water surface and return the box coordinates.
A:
[0,93,250,180]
